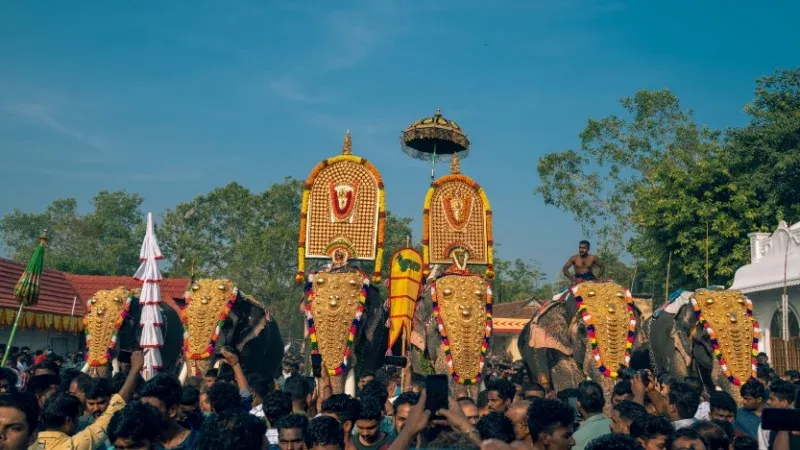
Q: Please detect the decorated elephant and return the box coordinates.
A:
[517,280,647,399]
[178,278,285,383]
[642,288,759,402]
[303,266,388,395]
[82,287,184,377]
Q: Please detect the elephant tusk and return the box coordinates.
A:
[111,358,120,376]
[80,362,90,374]
[344,370,356,397]
[178,362,189,385]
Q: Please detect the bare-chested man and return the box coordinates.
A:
[563,240,605,282]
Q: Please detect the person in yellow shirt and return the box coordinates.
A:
[31,351,144,450]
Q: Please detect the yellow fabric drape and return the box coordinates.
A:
[0,307,83,333]
[388,248,423,350]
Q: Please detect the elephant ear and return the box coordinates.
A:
[527,300,574,356]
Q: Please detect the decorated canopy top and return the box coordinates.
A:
[401,109,470,160]
[297,131,386,282]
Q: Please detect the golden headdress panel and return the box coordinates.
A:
[182,279,238,361]
[84,287,134,367]
[297,131,386,283]
[423,156,493,278]
[690,289,758,385]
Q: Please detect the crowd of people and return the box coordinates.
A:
[0,343,798,450]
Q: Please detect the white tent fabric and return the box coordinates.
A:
[134,212,164,380]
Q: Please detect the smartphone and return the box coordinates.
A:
[311,354,322,378]
[639,369,650,387]
[117,350,131,364]
[762,408,800,431]
[385,356,407,367]
[425,375,448,419]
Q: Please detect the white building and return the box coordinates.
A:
[730,221,800,373]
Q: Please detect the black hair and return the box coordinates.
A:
[322,394,360,424]
[667,381,701,419]
[557,388,578,403]
[579,240,591,248]
[667,427,709,450]
[476,411,515,443]
[577,380,605,414]
[111,370,143,394]
[70,373,92,395]
[710,420,734,445]
[393,391,419,414]
[456,396,476,405]
[527,399,575,442]
[612,400,647,423]
[263,391,293,425]
[769,380,798,403]
[525,382,546,394]
[586,434,644,450]
[32,359,60,376]
[487,378,516,402]
[708,391,737,414]
[197,410,267,450]
[756,364,772,380]
[476,390,489,408]
[629,414,674,441]
[27,374,60,398]
[181,386,200,406]
[740,379,765,399]
[360,379,389,405]
[0,392,40,435]
[39,393,81,430]
[428,430,480,449]
[284,376,311,402]
[690,421,729,450]
[108,401,165,444]
[204,369,218,378]
[249,375,273,400]
[305,415,344,449]
[0,368,18,389]
[276,413,309,433]
[357,396,383,422]
[657,372,675,387]
[207,380,240,413]
[732,435,758,450]
[58,368,79,393]
[684,377,704,396]
[613,379,633,397]
[359,371,375,380]
[138,373,182,409]
[85,378,112,400]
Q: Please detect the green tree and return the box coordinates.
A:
[0,191,144,275]
[493,258,547,303]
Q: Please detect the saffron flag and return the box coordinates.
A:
[388,248,423,350]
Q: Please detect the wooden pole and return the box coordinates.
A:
[665,252,672,305]
[1,303,26,366]
[629,264,638,293]
[705,222,710,289]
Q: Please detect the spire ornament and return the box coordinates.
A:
[450,153,461,174]
[341,130,352,155]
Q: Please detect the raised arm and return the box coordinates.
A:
[562,256,575,281]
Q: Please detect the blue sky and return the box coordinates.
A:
[1,0,798,281]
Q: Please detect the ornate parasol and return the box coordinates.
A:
[401,109,470,184]
[2,230,48,365]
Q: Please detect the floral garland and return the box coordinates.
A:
[574,286,636,379]
[181,288,238,360]
[305,271,368,375]
[84,293,134,367]
[430,275,493,385]
[690,296,759,386]
[297,153,385,283]
[422,174,494,279]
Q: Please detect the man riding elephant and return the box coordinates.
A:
[562,240,605,283]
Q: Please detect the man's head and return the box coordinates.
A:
[27,374,60,407]
[486,379,516,413]
[739,380,765,412]
[40,393,81,435]
[392,392,418,434]
[207,380,241,413]
[767,380,797,409]
[357,372,375,391]
[355,397,384,445]
[276,414,310,450]
[284,376,312,412]
[32,360,59,377]
[359,380,389,407]
[0,392,40,450]
[732,436,758,450]
[248,374,272,408]
[108,401,165,450]
[84,378,112,418]
[610,400,647,434]
[197,410,267,450]
[524,382,546,400]
[305,416,344,450]
[138,373,183,423]
[690,421,729,450]
[178,386,200,422]
[505,400,531,442]
[68,373,92,407]
[708,391,737,423]
[457,397,479,425]
[667,428,708,450]
[263,391,293,426]
[586,434,645,450]
[579,240,590,256]
[756,352,768,366]
[476,390,490,417]
[666,382,701,420]
[0,369,17,394]
[283,362,299,378]
[202,369,217,390]
[476,411,515,443]
[612,379,634,405]
[576,380,605,418]
[527,399,576,450]
[630,414,674,450]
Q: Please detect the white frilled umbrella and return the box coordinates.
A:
[134,212,164,380]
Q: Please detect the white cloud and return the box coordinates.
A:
[8,103,107,151]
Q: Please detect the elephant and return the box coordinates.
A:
[642,288,758,403]
[82,286,183,378]
[178,278,285,384]
[517,280,648,402]
[303,267,388,395]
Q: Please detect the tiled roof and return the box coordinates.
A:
[65,274,189,304]
[493,297,543,319]
[0,258,81,316]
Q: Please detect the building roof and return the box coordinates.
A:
[493,297,543,334]
[0,257,82,316]
[731,221,800,293]
[65,274,190,303]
